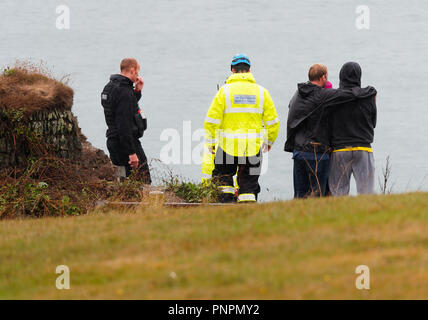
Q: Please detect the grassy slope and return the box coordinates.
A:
[0,193,427,299]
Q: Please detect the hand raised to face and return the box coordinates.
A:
[135,76,144,92]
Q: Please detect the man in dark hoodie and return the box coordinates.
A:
[101,58,151,183]
[328,62,377,196]
[284,64,376,198]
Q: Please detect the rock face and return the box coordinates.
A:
[0,109,82,168]
[0,64,84,169]
[29,109,82,158]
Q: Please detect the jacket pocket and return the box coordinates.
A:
[133,112,147,138]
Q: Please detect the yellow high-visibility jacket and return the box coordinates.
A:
[201,142,238,187]
[204,73,280,159]
[201,143,216,182]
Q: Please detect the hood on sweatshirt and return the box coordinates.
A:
[339,62,377,98]
[339,62,362,89]
[110,74,134,86]
[297,80,333,97]
[297,81,318,98]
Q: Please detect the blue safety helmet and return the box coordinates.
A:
[231,54,251,67]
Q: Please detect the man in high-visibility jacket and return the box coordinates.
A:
[204,54,280,203]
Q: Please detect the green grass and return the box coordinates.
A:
[0,193,427,299]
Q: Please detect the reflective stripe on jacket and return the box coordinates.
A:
[204,73,279,157]
[201,143,216,182]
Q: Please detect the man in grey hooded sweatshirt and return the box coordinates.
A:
[328,62,377,196]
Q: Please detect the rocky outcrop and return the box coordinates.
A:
[29,109,82,158]
[0,108,82,168]
[0,64,82,168]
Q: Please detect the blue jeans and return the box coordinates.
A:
[293,158,330,198]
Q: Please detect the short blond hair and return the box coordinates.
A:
[120,58,139,72]
[308,64,328,81]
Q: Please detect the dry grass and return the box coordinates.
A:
[0,61,73,114]
[0,192,427,299]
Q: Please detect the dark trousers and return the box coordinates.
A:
[107,137,151,184]
[212,148,261,203]
[293,158,330,198]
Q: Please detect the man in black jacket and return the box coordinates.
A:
[101,58,151,183]
[328,62,377,195]
[284,64,376,198]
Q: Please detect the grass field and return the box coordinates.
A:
[0,193,427,299]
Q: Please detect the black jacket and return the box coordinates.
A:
[329,62,377,149]
[101,74,142,155]
[284,81,377,154]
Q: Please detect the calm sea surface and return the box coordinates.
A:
[1,0,428,200]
